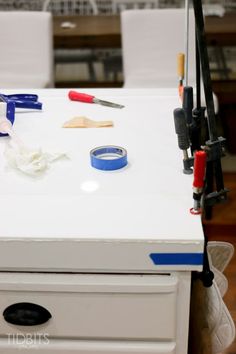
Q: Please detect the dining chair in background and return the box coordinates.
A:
[121,8,196,88]
[0,11,54,88]
[121,8,219,113]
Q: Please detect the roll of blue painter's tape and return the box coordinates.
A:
[90,145,128,171]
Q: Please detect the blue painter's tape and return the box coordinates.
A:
[150,253,204,265]
[90,145,127,171]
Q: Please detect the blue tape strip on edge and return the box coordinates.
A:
[90,146,127,171]
[150,253,204,265]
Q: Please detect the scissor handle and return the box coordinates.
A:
[14,100,42,110]
[68,90,95,103]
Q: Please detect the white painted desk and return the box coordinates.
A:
[0,89,204,353]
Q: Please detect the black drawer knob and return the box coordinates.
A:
[3,302,52,326]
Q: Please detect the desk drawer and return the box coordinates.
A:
[0,273,178,341]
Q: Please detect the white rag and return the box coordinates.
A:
[4,141,67,176]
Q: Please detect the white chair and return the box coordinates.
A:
[121,8,219,112]
[121,8,196,88]
[0,11,54,88]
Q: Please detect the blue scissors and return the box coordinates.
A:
[0,93,43,137]
[1,93,42,110]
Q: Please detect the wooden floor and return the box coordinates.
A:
[204,173,236,240]
[204,173,236,354]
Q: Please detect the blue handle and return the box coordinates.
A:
[13,100,42,110]
[1,93,42,110]
[3,94,38,102]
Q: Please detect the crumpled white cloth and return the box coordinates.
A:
[4,141,68,176]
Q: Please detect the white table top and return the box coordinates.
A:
[0,89,204,272]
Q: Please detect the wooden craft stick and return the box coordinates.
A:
[62,116,113,128]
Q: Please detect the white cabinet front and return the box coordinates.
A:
[0,273,178,341]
